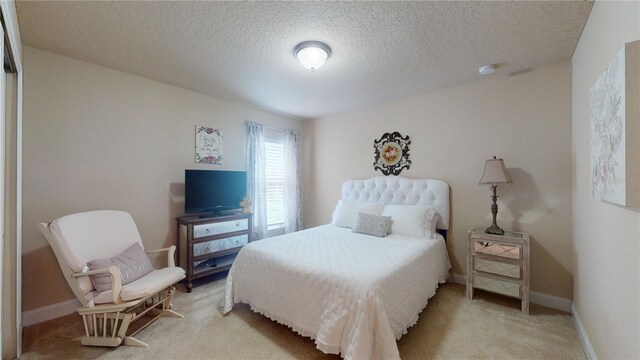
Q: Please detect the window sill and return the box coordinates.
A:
[267,223,285,237]
[268,223,285,230]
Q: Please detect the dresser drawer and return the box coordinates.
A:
[473,240,521,260]
[193,234,248,257]
[194,218,248,238]
[474,257,521,279]
[473,274,521,298]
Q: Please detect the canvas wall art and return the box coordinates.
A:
[590,40,639,207]
[195,126,223,164]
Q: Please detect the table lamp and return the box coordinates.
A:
[479,156,513,235]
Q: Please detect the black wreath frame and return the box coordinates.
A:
[373,131,411,176]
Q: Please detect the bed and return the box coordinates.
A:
[222,176,451,360]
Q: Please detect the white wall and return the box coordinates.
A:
[305,61,574,299]
[22,46,304,311]
[571,1,640,358]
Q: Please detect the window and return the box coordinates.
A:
[265,134,285,227]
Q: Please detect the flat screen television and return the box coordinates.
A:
[185,170,247,215]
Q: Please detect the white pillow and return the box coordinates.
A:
[425,209,440,239]
[381,205,440,239]
[331,201,382,228]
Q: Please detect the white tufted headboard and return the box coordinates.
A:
[341,176,450,230]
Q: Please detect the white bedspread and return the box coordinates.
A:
[222,225,451,360]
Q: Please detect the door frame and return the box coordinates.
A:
[0,4,23,357]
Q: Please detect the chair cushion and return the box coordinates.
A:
[49,210,145,293]
[92,267,186,305]
[88,243,154,292]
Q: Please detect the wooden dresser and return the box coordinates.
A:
[467,227,530,314]
[176,213,252,292]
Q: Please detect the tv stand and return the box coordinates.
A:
[176,213,253,292]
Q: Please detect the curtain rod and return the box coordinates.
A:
[246,120,299,134]
[263,125,285,131]
[248,121,294,132]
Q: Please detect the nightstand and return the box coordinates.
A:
[467,227,530,314]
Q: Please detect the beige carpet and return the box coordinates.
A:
[22,279,585,360]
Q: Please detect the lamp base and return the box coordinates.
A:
[485,224,505,236]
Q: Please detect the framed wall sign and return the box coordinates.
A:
[195,126,223,164]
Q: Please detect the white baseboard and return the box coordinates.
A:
[22,298,81,327]
[449,273,572,313]
[571,303,598,360]
[529,291,572,313]
[450,272,466,285]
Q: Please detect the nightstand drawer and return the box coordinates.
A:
[473,274,521,298]
[474,257,521,279]
[473,240,521,260]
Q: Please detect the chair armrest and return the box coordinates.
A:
[146,245,177,267]
[72,266,122,304]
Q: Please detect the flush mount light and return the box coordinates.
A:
[478,64,496,75]
[294,41,331,71]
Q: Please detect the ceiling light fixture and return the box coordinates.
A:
[294,41,331,71]
[478,64,496,75]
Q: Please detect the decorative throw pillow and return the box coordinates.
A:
[352,212,392,237]
[331,200,382,228]
[425,209,440,239]
[87,243,154,292]
[381,205,440,239]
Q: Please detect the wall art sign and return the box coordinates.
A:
[195,126,223,164]
[373,131,411,176]
[591,40,639,207]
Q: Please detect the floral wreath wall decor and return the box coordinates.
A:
[195,126,223,164]
[373,132,411,176]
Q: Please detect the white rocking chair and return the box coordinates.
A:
[38,210,186,348]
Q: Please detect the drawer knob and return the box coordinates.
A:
[236,221,240,226]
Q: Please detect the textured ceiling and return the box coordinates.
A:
[17,1,592,119]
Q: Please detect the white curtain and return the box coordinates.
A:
[283,129,303,233]
[246,121,268,240]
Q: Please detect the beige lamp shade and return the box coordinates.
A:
[479,156,513,184]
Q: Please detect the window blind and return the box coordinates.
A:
[265,140,285,226]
